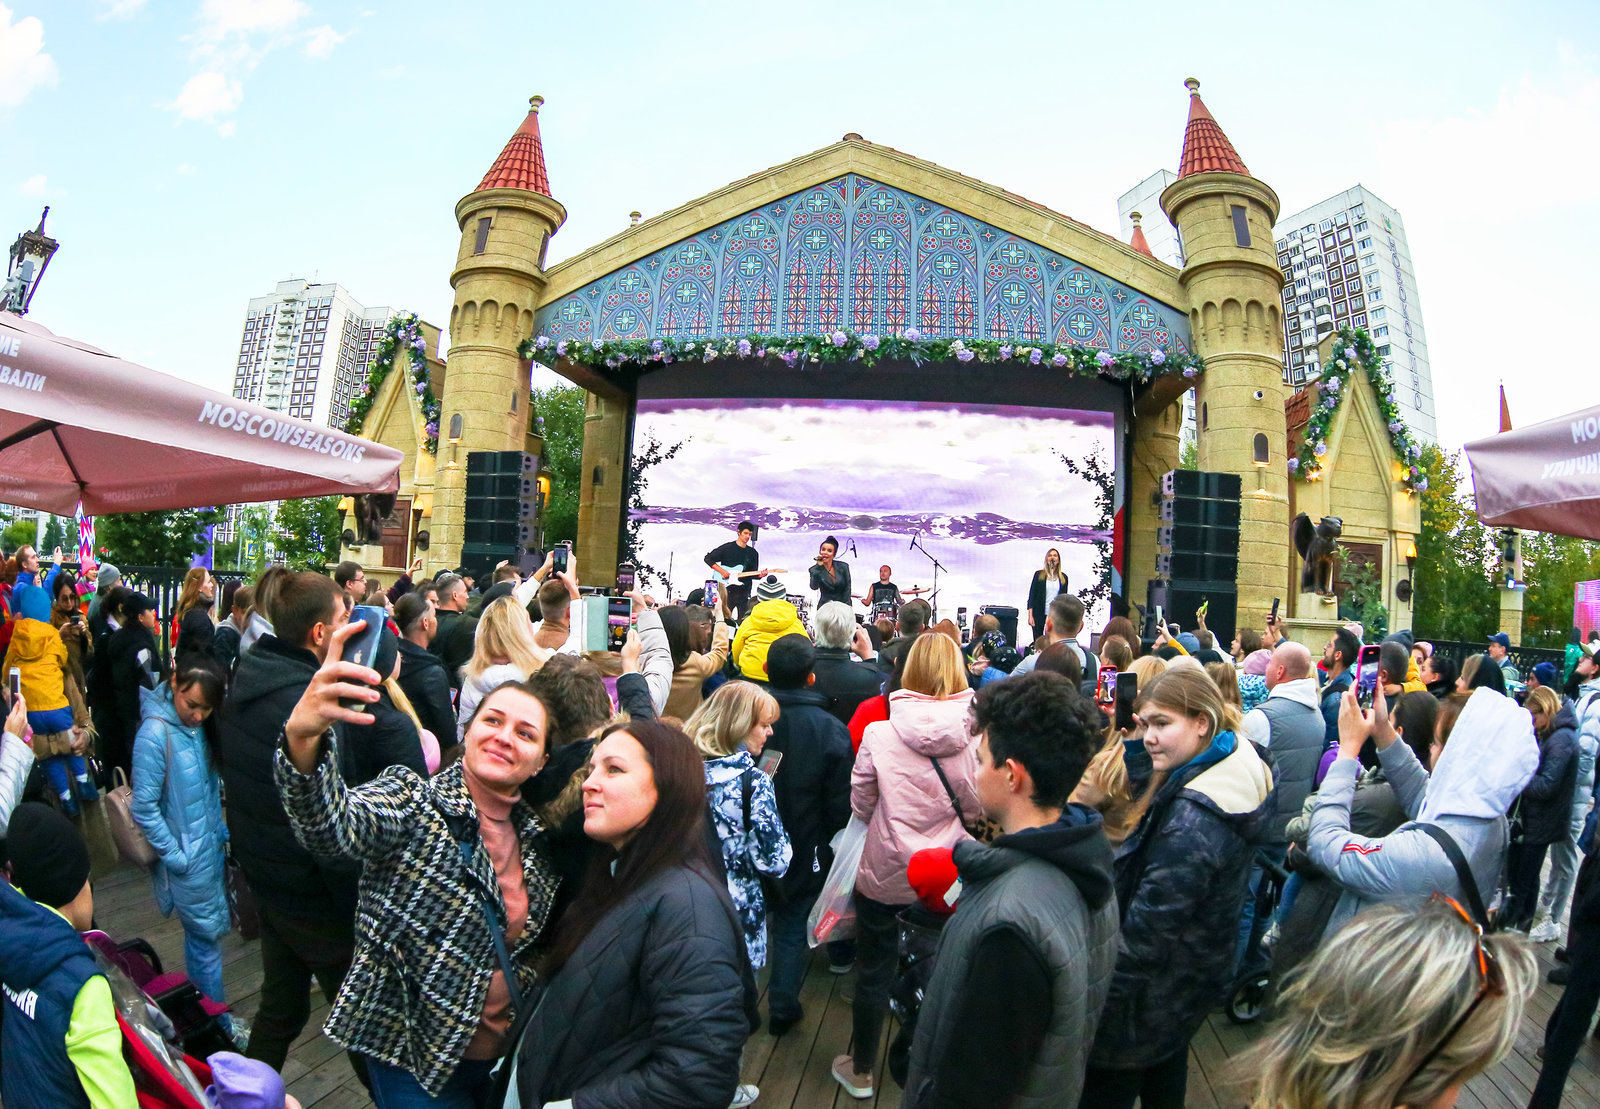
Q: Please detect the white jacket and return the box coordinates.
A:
[0,729,33,838]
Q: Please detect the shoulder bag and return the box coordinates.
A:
[1416,822,1496,932]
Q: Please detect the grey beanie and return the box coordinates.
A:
[96,563,121,591]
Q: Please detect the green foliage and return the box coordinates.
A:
[1,518,35,553]
[40,515,68,554]
[1336,551,1389,642]
[98,508,223,568]
[533,384,585,546]
[1293,327,1424,492]
[1179,436,1198,471]
[344,315,440,452]
[1410,445,1497,642]
[215,505,273,576]
[625,430,689,588]
[1055,444,1114,610]
[273,497,342,572]
[1520,531,1600,648]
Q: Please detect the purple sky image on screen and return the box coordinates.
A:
[631,397,1119,633]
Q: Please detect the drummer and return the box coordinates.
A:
[857,564,905,612]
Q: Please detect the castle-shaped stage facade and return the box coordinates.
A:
[348,82,1421,639]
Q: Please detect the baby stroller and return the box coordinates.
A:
[1227,854,1289,1024]
[86,930,236,1065]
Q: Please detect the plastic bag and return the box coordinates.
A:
[807,816,867,948]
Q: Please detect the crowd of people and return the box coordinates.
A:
[0,529,1596,1109]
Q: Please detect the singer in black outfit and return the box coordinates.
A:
[808,535,852,607]
[704,521,761,619]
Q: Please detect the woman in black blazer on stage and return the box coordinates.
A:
[1026,548,1069,640]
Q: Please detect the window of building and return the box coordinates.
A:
[1353,313,1367,327]
[1338,228,1352,242]
[1341,244,1356,258]
[1347,277,1361,293]
[1374,325,1390,337]
[1352,204,1365,217]
[473,216,493,255]
[1320,219,1333,231]
[1344,263,1359,276]
[1357,237,1371,250]
[1369,288,1382,301]
[1230,206,1252,246]
[1322,234,1337,250]
[1372,307,1387,320]
[1361,254,1376,267]
[1377,344,1391,356]
[1353,221,1367,233]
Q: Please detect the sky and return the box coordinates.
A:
[631,397,1114,618]
[4,0,1597,452]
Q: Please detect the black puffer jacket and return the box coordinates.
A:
[766,687,853,902]
[1518,702,1580,846]
[219,636,360,923]
[1092,734,1275,1070]
[101,622,162,776]
[514,865,752,1109]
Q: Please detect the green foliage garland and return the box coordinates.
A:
[519,327,1198,384]
[1291,326,1424,492]
[344,314,441,453]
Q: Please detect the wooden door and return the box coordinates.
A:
[380,497,411,569]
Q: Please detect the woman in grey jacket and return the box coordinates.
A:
[277,617,561,1107]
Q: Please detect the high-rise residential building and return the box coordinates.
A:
[1273,186,1436,443]
[1117,170,1184,266]
[231,278,407,430]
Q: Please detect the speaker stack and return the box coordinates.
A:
[1149,470,1241,645]
[464,450,542,573]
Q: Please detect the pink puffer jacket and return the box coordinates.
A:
[852,688,980,904]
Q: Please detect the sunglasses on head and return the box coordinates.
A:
[1401,894,1504,1091]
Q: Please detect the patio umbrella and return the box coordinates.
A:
[0,311,401,516]
[1465,401,1600,540]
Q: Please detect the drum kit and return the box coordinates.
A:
[868,585,931,628]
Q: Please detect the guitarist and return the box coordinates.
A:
[705,521,764,620]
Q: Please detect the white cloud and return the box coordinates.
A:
[0,5,58,109]
[95,0,147,20]
[18,173,46,196]
[193,0,309,44]
[168,71,243,128]
[301,24,348,60]
[176,163,195,175]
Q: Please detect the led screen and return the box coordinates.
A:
[629,397,1117,636]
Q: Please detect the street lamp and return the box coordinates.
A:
[3,207,60,316]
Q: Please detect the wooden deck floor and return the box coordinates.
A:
[76,804,1600,1108]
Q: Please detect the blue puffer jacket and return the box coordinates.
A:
[131,684,229,940]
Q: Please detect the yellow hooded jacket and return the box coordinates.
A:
[731,599,807,681]
[2,618,70,714]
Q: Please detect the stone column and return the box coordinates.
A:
[576,391,629,585]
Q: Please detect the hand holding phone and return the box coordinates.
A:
[1115,671,1138,733]
[8,667,21,701]
[1096,666,1117,707]
[551,545,569,575]
[340,605,388,711]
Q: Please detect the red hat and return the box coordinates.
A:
[907,847,960,916]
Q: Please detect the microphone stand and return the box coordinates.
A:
[908,533,947,623]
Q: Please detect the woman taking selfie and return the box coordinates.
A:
[277,618,561,1107]
[1083,667,1274,1109]
[512,719,755,1109]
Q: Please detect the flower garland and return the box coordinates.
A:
[518,327,1199,384]
[344,313,441,453]
[1290,326,1425,492]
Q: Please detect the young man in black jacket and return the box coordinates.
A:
[392,593,456,755]
[762,633,854,1035]
[902,672,1119,1109]
[427,573,476,692]
[101,592,162,780]
[218,571,369,1083]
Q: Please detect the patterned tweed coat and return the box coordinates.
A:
[275,732,558,1096]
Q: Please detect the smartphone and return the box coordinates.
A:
[7,667,19,701]
[1095,665,1117,707]
[1115,671,1139,732]
[551,544,569,575]
[1154,604,1164,636]
[607,596,632,650]
[703,578,720,611]
[1270,597,1281,626]
[615,560,636,594]
[757,749,784,777]
[341,605,388,711]
[1353,643,1382,709]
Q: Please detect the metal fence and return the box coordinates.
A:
[61,563,250,664]
[1421,638,1564,679]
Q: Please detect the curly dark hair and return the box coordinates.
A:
[970,671,1100,809]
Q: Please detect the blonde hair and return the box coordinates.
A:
[1238,900,1535,1109]
[1526,686,1560,735]
[1138,667,1242,743]
[464,597,549,681]
[1458,653,1481,689]
[684,681,778,759]
[1079,653,1170,844]
[1205,661,1242,711]
[900,632,968,698]
[175,567,213,622]
[1128,654,1168,687]
[1037,548,1062,578]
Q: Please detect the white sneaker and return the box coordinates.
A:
[1530,919,1564,943]
[729,1084,760,1108]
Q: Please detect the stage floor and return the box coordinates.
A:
[75,802,1600,1108]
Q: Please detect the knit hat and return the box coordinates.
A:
[754,574,786,604]
[96,563,121,592]
[122,591,157,620]
[4,802,91,909]
[204,1052,286,1109]
[1242,648,1273,676]
[15,582,50,623]
[1533,662,1558,687]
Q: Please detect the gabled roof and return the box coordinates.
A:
[1178,79,1249,178]
[477,96,551,196]
[1128,211,1155,258]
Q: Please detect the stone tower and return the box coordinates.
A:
[1161,79,1288,628]
[434,96,566,572]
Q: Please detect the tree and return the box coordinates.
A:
[215,505,273,576]
[273,497,342,572]
[1519,531,1600,648]
[1336,549,1389,642]
[624,431,689,588]
[1410,445,1497,642]
[97,508,222,569]
[1055,444,1114,611]
[532,384,585,546]
[40,514,68,555]
[1,518,34,553]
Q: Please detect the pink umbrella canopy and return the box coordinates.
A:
[1465,401,1600,540]
[0,311,401,516]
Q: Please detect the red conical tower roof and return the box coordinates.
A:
[1177,79,1249,178]
[1128,211,1155,258]
[477,96,551,196]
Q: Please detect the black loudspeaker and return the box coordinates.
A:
[1147,579,1238,646]
[1159,523,1240,556]
[1158,551,1239,581]
[465,450,541,567]
[1162,471,1243,500]
[978,604,1020,647]
[1160,497,1242,528]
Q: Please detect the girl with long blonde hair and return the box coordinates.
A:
[455,597,552,741]
[1072,654,1167,844]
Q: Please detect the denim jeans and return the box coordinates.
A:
[367,1056,495,1109]
[766,893,813,1023]
[1233,844,1288,978]
[182,928,226,1006]
[1539,803,1586,923]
